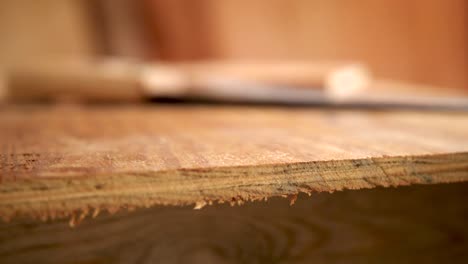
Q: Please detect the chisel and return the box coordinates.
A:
[0,58,370,103]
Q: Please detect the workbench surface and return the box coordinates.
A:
[1,104,468,221]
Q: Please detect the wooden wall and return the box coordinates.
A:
[146,0,468,90]
[1,0,466,90]
[0,0,102,64]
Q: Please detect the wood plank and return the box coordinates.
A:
[1,104,468,221]
[0,183,467,263]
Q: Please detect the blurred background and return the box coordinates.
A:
[0,0,467,97]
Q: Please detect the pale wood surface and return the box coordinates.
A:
[0,183,467,263]
[1,104,468,221]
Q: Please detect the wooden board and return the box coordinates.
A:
[1,104,468,221]
[1,183,467,263]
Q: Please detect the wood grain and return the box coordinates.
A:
[0,183,467,264]
[1,104,468,221]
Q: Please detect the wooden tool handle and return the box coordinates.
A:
[3,59,144,103]
[2,59,371,103]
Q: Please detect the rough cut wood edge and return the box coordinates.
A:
[1,152,468,224]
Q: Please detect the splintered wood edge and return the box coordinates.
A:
[1,152,468,224]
